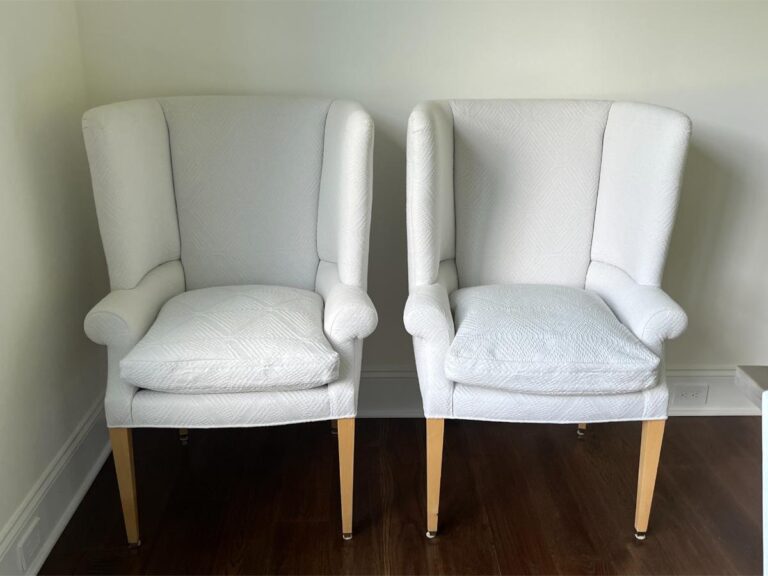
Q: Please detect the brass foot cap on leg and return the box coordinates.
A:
[634,531,646,541]
[426,531,437,539]
[342,533,352,541]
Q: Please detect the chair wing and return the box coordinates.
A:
[591,102,692,287]
[317,100,375,290]
[82,99,181,291]
[405,101,455,288]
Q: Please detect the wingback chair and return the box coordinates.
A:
[404,100,691,539]
[82,96,377,543]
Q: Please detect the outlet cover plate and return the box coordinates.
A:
[674,383,709,407]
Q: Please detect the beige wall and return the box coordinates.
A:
[74,0,768,372]
[0,1,107,535]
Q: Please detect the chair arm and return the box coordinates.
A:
[323,283,378,342]
[403,283,455,346]
[84,261,185,349]
[586,261,687,354]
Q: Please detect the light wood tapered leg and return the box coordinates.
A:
[577,422,587,438]
[634,419,666,539]
[109,428,140,546]
[426,418,445,538]
[337,418,355,540]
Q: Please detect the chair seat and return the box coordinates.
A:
[120,285,339,394]
[444,285,661,396]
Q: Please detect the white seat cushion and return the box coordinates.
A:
[444,285,661,395]
[121,285,339,394]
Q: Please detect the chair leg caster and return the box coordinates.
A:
[179,428,189,446]
[576,429,585,439]
[342,532,352,541]
[634,531,647,541]
[426,531,437,539]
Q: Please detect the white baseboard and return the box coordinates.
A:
[667,367,760,416]
[358,366,761,418]
[0,397,110,575]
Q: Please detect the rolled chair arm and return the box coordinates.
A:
[84,260,185,349]
[323,283,378,342]
[404,283,455,346]
[587,261,687,355]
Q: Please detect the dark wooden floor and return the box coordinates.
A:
[41,418,761,575]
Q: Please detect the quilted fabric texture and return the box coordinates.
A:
[121,285,339,394]
[82,99,181,290]
[452,381,669,423]
[160,96,331,291]
[592,102,692,286]
[130,387,333,428]
[317,101,375,288]
[323,283,378,342]
[586,261,688,356]
[82,96,376,427]
[406,99,690,421]
[406,101,456,287]
[451,99,611,288]
[445,285,661,396]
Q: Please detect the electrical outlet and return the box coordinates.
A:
[674,383,709,408]
[16,516,41,573]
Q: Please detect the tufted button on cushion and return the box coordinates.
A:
[445,284,661,396]
[120,285,339,394]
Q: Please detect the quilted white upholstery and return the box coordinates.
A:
[82,100,180,290]
[452,381,669,423]
[86,261,186,425]
[323,283,378,343]
[83,95,376,428]
[404,283,454,345]
[131,387,333,428]
[405,99,691,422]
[160,96,330,291]
[451,100,611,288]
[591,103,692,286]
[586,261,687,356]
[406,101,455,287]
[120,286,339,394]
[445,285,661,395]
[318,101,375,289]
[85,261,186,350]
[404,260,458,417]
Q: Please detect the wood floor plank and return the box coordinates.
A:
[40,417,762,575]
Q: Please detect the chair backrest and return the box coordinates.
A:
[449,99,690,289]
[83,95,332,291]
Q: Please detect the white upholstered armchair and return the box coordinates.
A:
[404,100,691,539]
[83,96,376,543]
